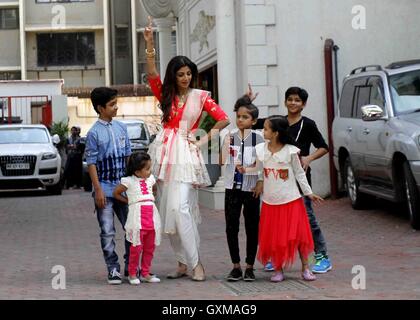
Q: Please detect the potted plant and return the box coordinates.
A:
[50,121,69,183]
[198,113,220,186]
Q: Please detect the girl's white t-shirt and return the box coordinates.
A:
[256,143,313,205]
[121,174,161,246]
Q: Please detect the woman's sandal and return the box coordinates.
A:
[302,269,316,281]
[167,270,188,279]
[191,263,206,281]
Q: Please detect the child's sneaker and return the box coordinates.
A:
[270,271,284,282]
[302,269,316,281]
[264,262,275,272]
[140,274,161,283]
[128,275,140,285]
[107,268,122,285]
[243,268,256,282]
[226,268,242,281]
[312,257,332,274]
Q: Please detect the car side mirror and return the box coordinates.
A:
[361,105,384,121]
[150,134,157,143]
[52,134,61,145]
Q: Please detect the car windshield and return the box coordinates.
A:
[126,123,148,141]
[390,69,420,115]
[0,127,50,144]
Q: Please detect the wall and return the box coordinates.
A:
[176,0,420,196]
[177,0,217,72]
[67,96,162,136]
[25,0,104,27]
[262,0,420,196]
[0,30,20,67]
[0,80,64,124]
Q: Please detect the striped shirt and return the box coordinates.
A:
[85,119,132,197]
[223,129,265,192]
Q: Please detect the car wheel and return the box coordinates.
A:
[46,183,62,196]
[344,158,368,209]
[402,162,420,230]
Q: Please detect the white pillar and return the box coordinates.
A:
[216,0,238,125]
[103,0,111,86]
[19,0,26,80]
[131,0,138,84]
[214,0,239,191]
[154,17,176,79]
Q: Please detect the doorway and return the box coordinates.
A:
[198,64,218,102]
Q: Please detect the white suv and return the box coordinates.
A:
[0,124,62,195]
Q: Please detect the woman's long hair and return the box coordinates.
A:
[160,56,198,124]
[266,115,297,146]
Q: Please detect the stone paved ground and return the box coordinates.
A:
[0,189,419,300]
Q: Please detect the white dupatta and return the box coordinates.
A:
[149,89,212,234]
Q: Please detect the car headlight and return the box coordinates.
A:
[42,153,57,160]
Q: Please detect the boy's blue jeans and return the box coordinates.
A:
[304,196,328,257]
[96,197,131,274]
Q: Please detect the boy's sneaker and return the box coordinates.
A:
[128,276,140,285]
[107,268,122,285]
[226,268,243,281]
[312,257,332,274]
[243,268,256,282]
[264,262,275,272]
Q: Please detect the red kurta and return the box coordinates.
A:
[148,75,229,130]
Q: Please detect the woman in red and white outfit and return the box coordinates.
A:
[143,17,230,281]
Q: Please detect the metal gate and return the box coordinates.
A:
[0,96,50,126]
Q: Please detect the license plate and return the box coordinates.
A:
[6,163,30,170]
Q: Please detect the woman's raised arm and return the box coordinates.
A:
[144,16,159,78]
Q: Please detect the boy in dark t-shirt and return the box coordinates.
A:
[253,86,332,274]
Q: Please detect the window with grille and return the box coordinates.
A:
[37,32,95,67]
[0,8,19,30]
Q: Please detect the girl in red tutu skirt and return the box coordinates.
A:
[243,116,323,282]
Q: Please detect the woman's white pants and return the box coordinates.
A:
[168,183,201,269]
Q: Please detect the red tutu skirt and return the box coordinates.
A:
[257,198,314,270]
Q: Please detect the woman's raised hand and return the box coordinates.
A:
[144,16,154,43]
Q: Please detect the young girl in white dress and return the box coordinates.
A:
[113,152,161,285]
[245,116,323,282]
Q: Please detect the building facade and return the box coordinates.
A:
[0,0,176,88]
[172,0,420,196]
[1,0,420,195]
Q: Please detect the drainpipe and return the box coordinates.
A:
[324,39,339,199]
[333,44,340,102]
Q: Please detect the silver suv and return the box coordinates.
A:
[333,60,420,229]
